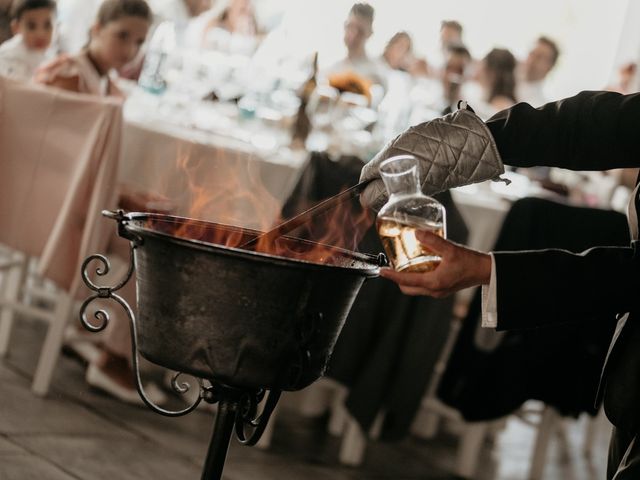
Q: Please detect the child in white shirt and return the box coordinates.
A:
[0,0,55,81]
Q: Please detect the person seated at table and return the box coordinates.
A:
[322,2,386,95]
[381,30,429,79]
[0,0,56,81]
[516,35,559,107]
[35,0,152,96]
[381,31,411,72]
[472,47,517,119]
[426,19,463,75]
[407,43,472,125]
[199,0,260,54]
[440,19,463,52]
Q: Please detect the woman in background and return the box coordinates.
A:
[382,31,412,71]
[381,30,429,78]
[474,47,517,118]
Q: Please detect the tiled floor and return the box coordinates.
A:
[1,317,611,479]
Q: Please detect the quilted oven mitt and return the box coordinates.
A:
[360,103,507,210]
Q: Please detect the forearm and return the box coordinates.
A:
[492,246,638,330]
[486,91,640,171]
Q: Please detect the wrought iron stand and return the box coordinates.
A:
[79,247,280,480]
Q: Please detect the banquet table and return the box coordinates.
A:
[120,88,309,230]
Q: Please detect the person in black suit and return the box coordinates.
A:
[361,91,640,479]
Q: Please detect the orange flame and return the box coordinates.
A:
[145,146,374,265]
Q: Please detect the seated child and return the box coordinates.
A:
[0,0,55,81]
[35,0,151,97]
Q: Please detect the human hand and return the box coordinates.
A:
[379,231,491,298]
[33,54,73,84]
[359,106,505,211]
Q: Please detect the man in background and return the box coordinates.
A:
[441,43,472,113]
[322,3,385,93]
[428,19,463,74]
[439,20,463,53]
[517,35,559,106]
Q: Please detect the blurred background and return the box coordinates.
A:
[1,1,639,479]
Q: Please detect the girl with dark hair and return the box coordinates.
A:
[475,47,517,117]
[382,31,412,71]
[35,0,152,96]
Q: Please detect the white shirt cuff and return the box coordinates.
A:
[481,253,498,328]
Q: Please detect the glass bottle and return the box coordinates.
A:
[376,155,447,272]
[138,21,176,95]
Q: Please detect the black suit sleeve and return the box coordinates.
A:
[482,91,640,330]
[493,245,639,330]
[485,91,640,170]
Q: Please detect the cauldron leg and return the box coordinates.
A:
[201,399,237,480]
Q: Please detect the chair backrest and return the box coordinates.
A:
[0,76,123,292]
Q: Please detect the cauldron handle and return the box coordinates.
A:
[235,389,281,446]
[79,248,204,417]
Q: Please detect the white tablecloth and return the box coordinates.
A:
[452,186,511,252]
[120,90,308,230]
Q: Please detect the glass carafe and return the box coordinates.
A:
[376,155,447,272]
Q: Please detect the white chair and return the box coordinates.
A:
[0,76,122,396]
[1,261,80,396]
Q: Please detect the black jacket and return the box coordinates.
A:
[438,197,628,421]
[484,91,640,430]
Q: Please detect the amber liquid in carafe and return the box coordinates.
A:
[377,217,444,272]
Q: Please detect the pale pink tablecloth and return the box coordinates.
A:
[0,76,122,293]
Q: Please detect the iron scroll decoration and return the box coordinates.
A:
[78,210,280,434]
[79,211,205,417]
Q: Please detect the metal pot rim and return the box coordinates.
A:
[121,212,381,277]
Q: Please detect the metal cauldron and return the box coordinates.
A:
[123,212,380,391]
[79,210,381,479]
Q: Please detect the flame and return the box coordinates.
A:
[144,146,374,266]
[253,195,373,265]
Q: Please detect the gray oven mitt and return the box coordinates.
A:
[360,103,507,210]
